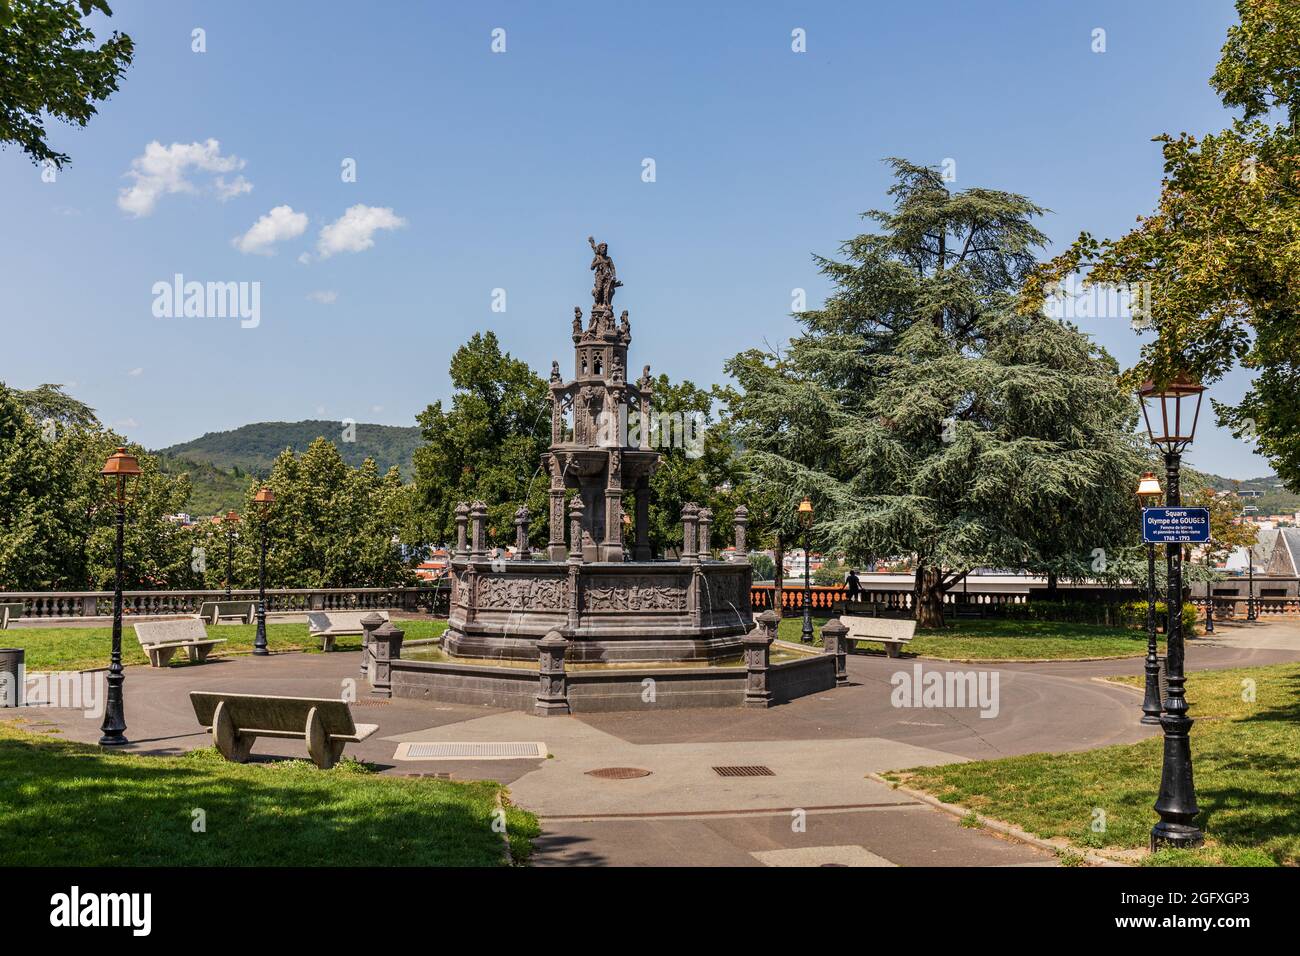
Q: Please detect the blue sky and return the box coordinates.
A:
[1,0,1271,478]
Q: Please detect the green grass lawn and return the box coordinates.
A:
[883,663,1300,866]
[0,720,537,866]
[3,618,448,671]
[778,616,1164,660]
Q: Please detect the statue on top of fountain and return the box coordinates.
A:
[588,235,622,312]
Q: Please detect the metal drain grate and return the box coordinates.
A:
[394,741,546,761]
[585,767,652,779]
[713,765,775,777]
[350,698,391,707]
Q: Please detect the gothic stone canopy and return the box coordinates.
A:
[545,236,661,562]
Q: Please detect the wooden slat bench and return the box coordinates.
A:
[190,691,378,769]
[134,619,227,667]
[840,616,916,658]
[307,610,389,652]
[197,600,257,625]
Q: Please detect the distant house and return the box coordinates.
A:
[414,547,450,582]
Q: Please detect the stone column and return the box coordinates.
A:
[821,618,849,686]
[732,505,749,561]
[514,506,531,560]
[568,497,585,564]
[548,456,566,561]
[368,620,404,698]
[634,481,652,560]
[681,503,699,563]
[743,623,774,709]
[358,611,385,678]
[535,631,571,716]
[454,502,470,558]
[697,508,713,560]
[469,500,487,559]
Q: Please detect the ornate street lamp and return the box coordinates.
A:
[1137,373,1205,851]
[1136,471,1163,726]
[99,446,141,746]
[1246,533,1257,621]
[1203,551,1215,635]
[798,497,814,644]
[252,488,274,657]
[223,510,240,597]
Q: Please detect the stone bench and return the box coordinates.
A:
[197,600,257,625]
[135,619,227,667]
[840,616,915,658]
[307,609,389,652]
[190,691,378,770]
[0,603,22,630]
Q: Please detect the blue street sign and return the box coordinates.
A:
[1143,507,1211,544]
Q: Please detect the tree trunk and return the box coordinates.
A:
[914,564,946,628]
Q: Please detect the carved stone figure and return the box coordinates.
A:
[588,235,622,309]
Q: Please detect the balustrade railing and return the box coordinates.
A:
[0,584,452,622]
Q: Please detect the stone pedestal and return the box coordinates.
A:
[535,631,571,716]
[358,611,385,678]
[742,626,774,709]
[821,618,849,686]
[368,621,404,698]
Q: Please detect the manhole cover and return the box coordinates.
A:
[713,765,775,777]
[393,741,546,761]
[585,767,653,779]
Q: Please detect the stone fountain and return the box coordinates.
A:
[382,239,838,713]
[441,237,755,663]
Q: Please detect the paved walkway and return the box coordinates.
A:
[9,616,1298,867]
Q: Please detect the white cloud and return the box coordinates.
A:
[306,290,338,304]
[316,204,405,258]
[234,205,309,255]
[215,176,253,201]
[117,139,249,217]
[128,367,143,377]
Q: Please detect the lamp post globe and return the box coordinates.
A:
[99,446,141,746]
[1136,471,1163,726]
[1137,374,1206,851]
[252,488,274,656]
[797,497,814,644]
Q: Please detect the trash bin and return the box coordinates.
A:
[0,648,23,708]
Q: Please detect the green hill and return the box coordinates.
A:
[154,420,422,516]
[158,420,421,476]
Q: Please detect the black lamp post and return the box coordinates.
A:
[1137,373,1205,851]
[99,446,141,747]
[1203,552,1215,634]
[222,510,240,597]
[1136,471,1163,726]
[1247,550,1257,621]
[252,487,274,656]
[798,497,814,644]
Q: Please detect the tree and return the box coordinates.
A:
[409,333,551,551]
[1036,1,1300,486]
[0,381,196,590]
[210,439,413,590]
[0,0,134,168]
[644,375,739,557]
[727,160,1146,626]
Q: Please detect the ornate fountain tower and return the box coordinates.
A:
[544,236,661,562]
[440,236,753,665]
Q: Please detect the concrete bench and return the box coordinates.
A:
[135,619,227,667]
[190,691,378,769]
[841,616,916,657]
[307,610,389,652]
[197,600,257,625]
[0,603,22,630]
